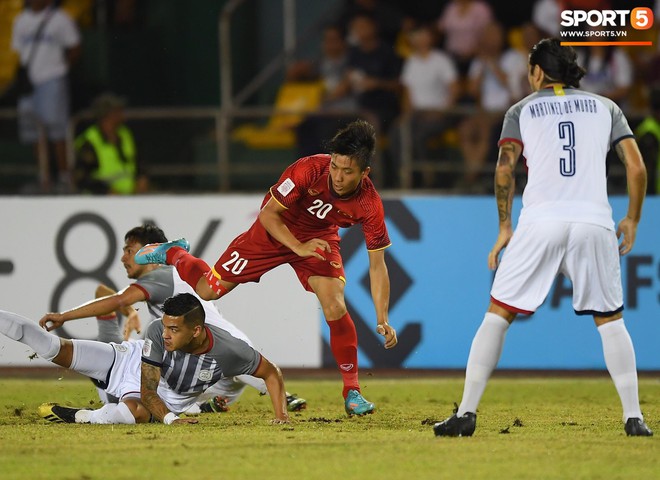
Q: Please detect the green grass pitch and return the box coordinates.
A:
[0,372,658,480]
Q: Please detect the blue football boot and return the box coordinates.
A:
[344,389,375,416]
[134,238,190,265]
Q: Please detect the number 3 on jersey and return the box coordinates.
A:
[307,199,332,219]
[558,121,575,177]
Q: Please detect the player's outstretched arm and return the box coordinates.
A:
[368,249,397,349]
[96,284,142,339]
[615,138,647,256]
[140,361,198,425]
[252,355,289,424]
[39,285,146,332]
[258,198,329,260]
[488,141,522,270]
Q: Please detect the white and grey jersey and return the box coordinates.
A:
[141,321,261,396]
[131,266,177,320]
[131,266,253,346]
[499,86,634,230]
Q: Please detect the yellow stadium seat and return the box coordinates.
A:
[232,81,324,149]
[508,27,524,52]
[0,0,23,93]
[61,0,94,27]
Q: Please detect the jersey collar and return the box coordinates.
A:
[192,326,214,355]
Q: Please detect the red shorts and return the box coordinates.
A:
[210,221,345,292]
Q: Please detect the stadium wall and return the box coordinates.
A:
[0,195,658,370]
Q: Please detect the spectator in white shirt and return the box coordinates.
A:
[389,24,459,187]
[11,0,81,193]
[458,21,524,192]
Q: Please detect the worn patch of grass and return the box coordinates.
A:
[0,375,658,480]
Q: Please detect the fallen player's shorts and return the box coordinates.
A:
[74,339,143,401]
[210,220,346,292]
[490,221,623,316]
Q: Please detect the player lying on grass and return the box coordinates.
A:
[433,38,652,438]
[39,224,306,413]
[0,293,290,425]
[134,120,397,416]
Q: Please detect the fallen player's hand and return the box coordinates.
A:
[376,323,397,349]
[270,417,290,425]
[123,311,142,340]
[39,313,65,331]
[172,417,198,425]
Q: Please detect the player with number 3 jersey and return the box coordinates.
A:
[433,38,651,438]
[135,120,398,416]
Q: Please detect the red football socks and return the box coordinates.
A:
[327,312,360,399]
[166,247,211,290]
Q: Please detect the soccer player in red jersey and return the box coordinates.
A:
[135,120,398,415]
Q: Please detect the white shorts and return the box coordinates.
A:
[70,339,143,401]
[490,222,623,316]
[103,340,143,400]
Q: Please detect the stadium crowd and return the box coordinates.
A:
[287,0,659,192]
[0,0,658,194]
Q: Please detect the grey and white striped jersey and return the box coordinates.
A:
[141,320,261,395]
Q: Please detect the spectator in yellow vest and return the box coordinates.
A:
[74,93,148,194]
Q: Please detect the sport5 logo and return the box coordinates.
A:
[560,8,653,30]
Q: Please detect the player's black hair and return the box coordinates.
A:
[529,38,586,88]
[163,293,205,327]
[325,119,376,171]
[124,224,167,246]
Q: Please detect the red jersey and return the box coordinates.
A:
[263,154,391,251]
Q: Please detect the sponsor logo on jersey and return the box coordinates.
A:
[198,369,213,381]
[277,178,295,197]
[307,188,320,196]
[113,344,128,353]
[339,363,354,371]
[142,339,152,356]
[330,261,342,269]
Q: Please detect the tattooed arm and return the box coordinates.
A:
[614,138,647,255]
[140,361,198,425]
[488,141,523,270]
